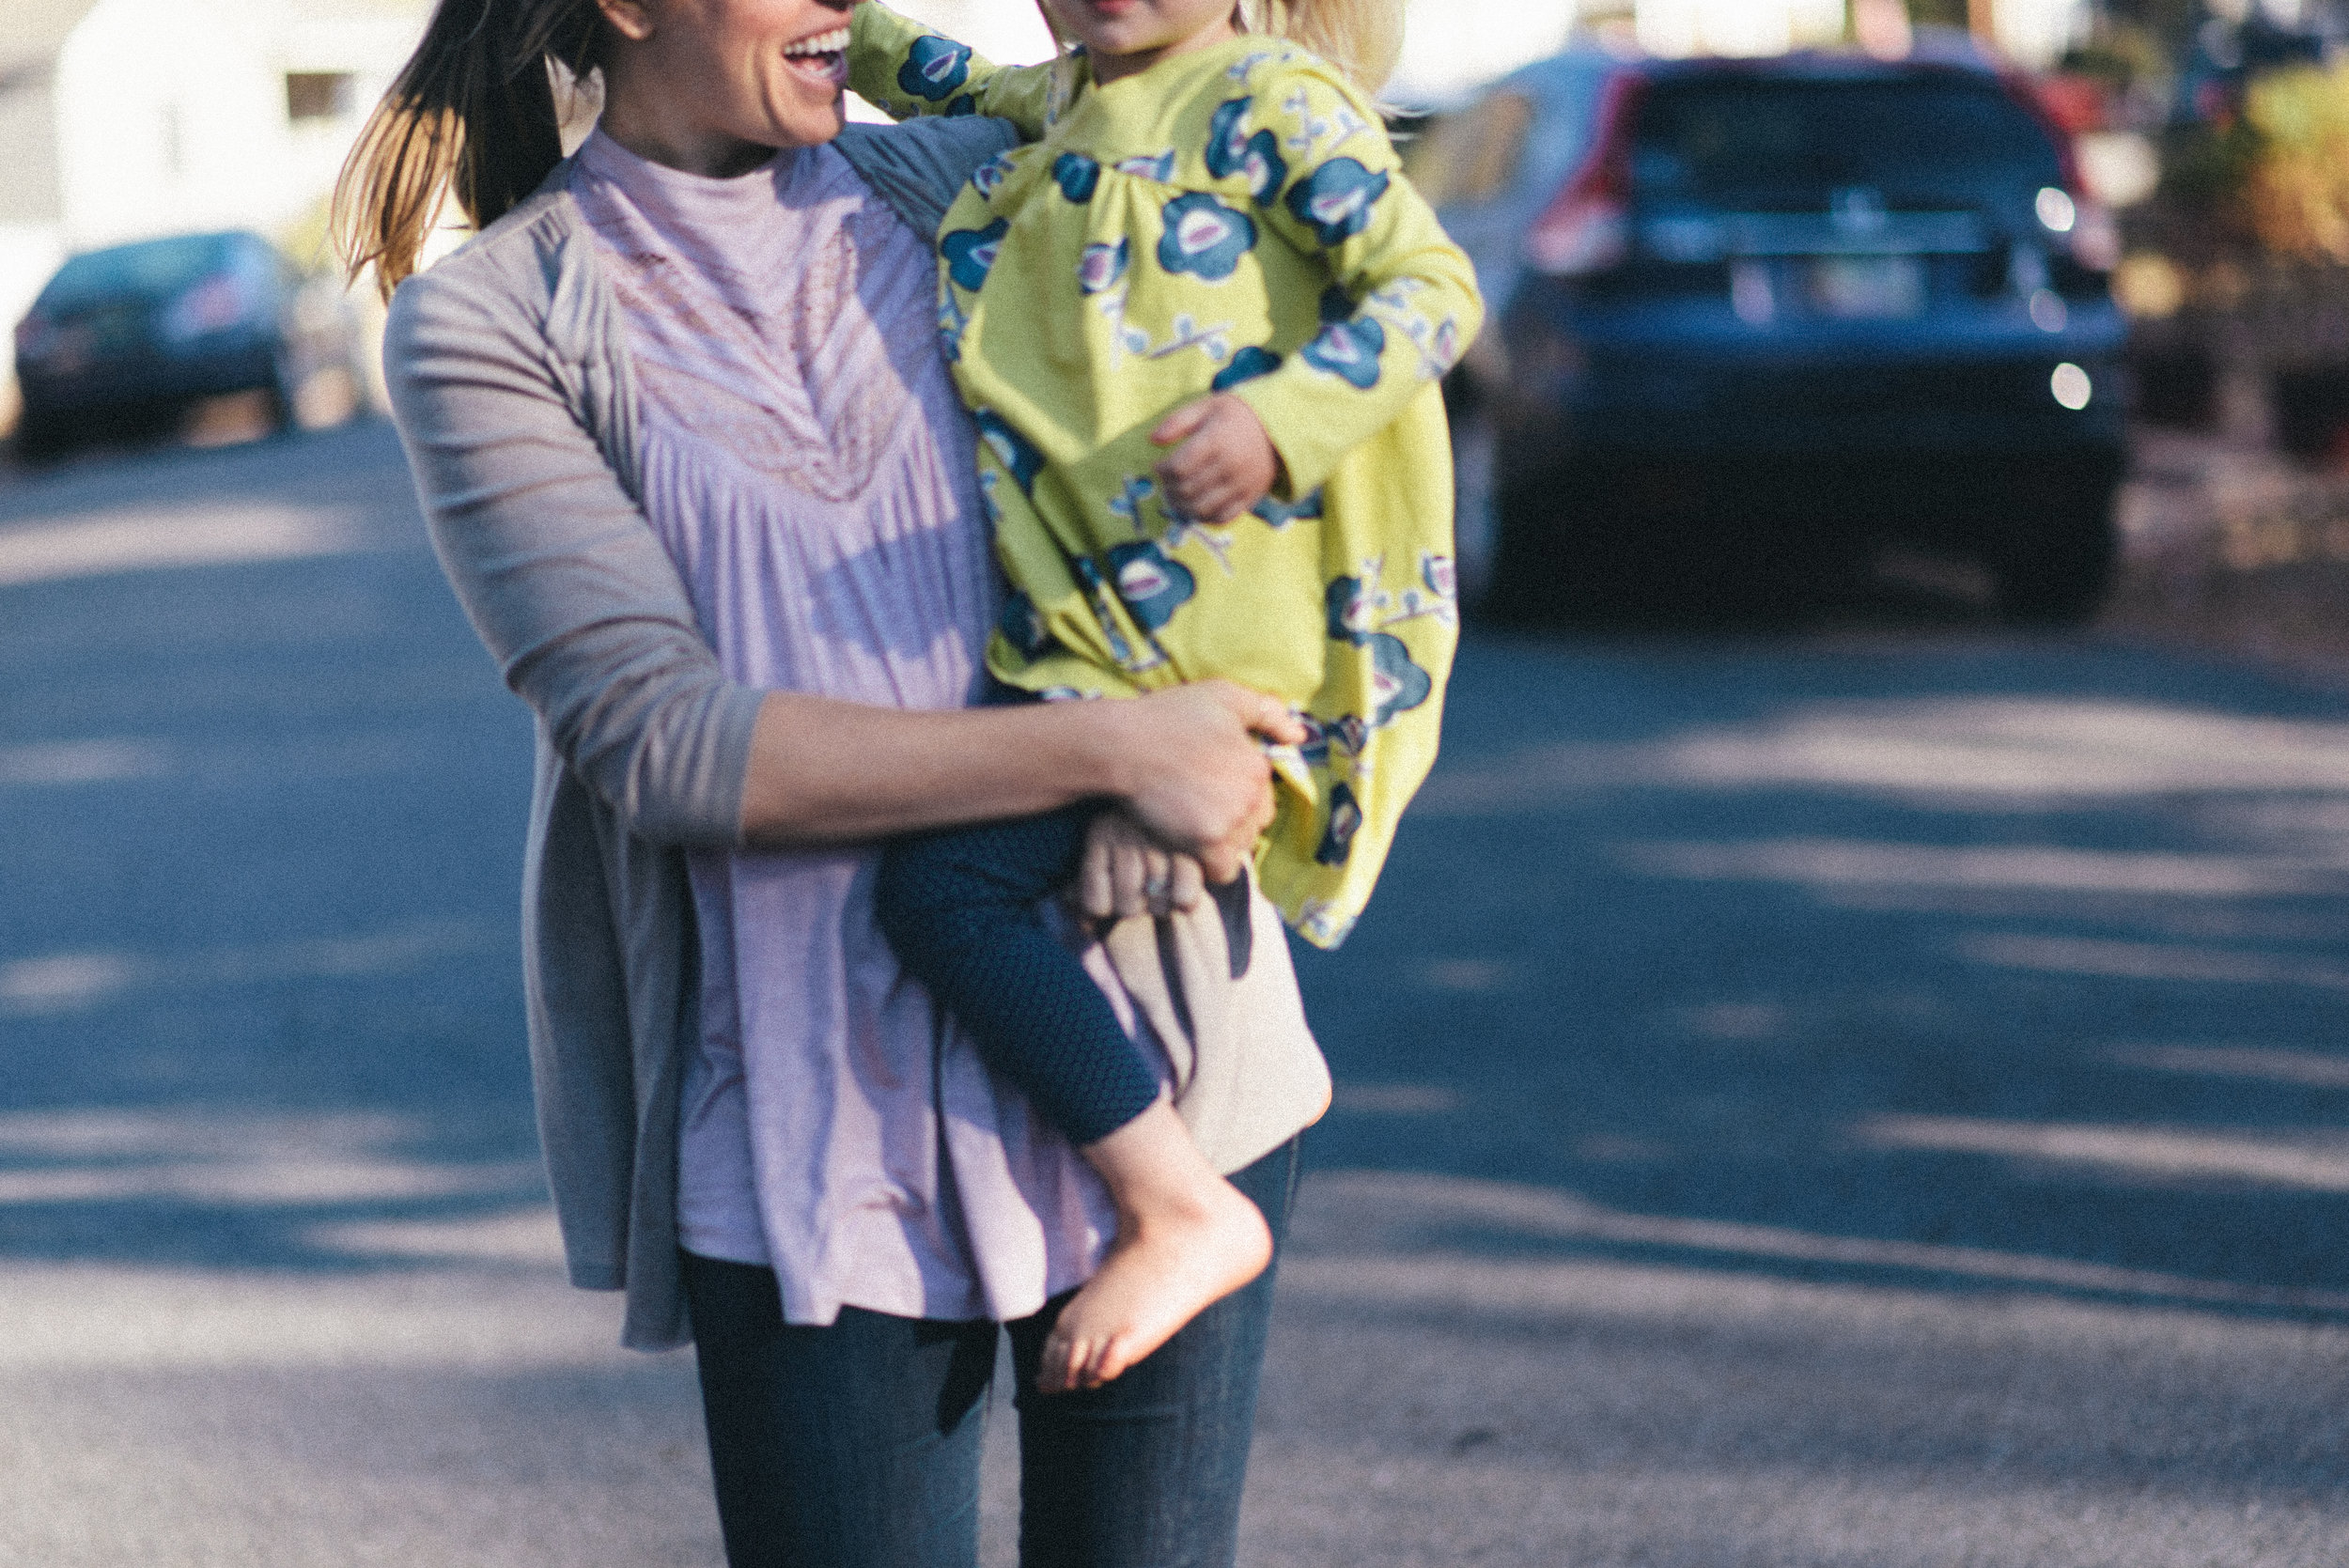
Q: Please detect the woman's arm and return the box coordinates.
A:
[739,681,1297,884]
[386,238,1295,876]
[848,1,1062,139]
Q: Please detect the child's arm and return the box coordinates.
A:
[1207,61,1487,506]
[848,2,1061,140]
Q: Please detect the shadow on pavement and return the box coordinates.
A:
[1297,622,2349,1323]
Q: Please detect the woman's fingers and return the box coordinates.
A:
[1113,683,1291,877]
[1076,811,1208,919]
[1196,678,1308,746]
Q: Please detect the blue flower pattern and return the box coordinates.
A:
[1105,541,1196,631]
[970,154,1015,199]
[1366,633,1434,726]
[1210,345,1281,392]
[941,218,1007,293]
[1054,153,1101,203]
[1315,784,1363,866]
[858,11,1472,945]
[898,34,972,101]
[1158,192,1256,282]
[1286,158,1390,245]
[1115,150,1178,182]
[998,592,1055,660]
[1205,99,1289,203]
[1077,240,1129,296]
[1300,316,1386,389]
[974,410,1043,492]
[1252,488,1324,527]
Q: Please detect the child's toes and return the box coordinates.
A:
[1093,1332,1143,1388]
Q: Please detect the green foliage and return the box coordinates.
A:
[2244,61,2349,261]
[2060,22,2170,96]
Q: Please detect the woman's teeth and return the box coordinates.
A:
[784,26,851,57]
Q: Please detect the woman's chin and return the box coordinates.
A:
[760,93,848,148]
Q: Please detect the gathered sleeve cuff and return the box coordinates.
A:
[1224,62,1486,499]
[849,1,1063,140]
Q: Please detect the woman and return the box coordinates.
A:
[337,0,1333,1564]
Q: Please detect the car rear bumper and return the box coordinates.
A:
[17,343,280,417]
[1493,287,2132,461]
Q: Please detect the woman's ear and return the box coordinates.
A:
[594,0,655,44]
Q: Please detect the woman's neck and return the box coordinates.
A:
[1088,18,1240,87]
[598,69,776,179]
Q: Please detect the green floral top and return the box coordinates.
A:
[849,4,1485,948]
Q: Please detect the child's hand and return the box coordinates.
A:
[1150,395,1284,524]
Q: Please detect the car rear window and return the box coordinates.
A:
[1631,78,2064,204]
[41,234,233,311]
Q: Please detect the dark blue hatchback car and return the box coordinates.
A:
[1419,40,2127,622]
[12,230,358,461]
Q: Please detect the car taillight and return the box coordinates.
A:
[2006,73,2121,274]
[2033,184,2121,272]
[163,274,250,343]
[1525,74,1645,278]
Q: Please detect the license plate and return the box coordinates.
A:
[1809,256,1924,319]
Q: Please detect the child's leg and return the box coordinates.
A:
[875,811,1272,1394]
[876,805,1159,1145]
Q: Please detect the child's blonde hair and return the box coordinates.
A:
[1237,0,1404,97]
[1034,0,1405,99]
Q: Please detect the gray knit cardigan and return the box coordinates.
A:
[382,117,1329,1351]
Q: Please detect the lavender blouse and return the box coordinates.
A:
[568,129,1135,1327]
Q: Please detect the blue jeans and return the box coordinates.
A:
[682,1137,1302,1568]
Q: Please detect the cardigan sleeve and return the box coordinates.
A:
[383,230,766,849]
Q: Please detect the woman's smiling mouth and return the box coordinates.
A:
[781,25,851,86]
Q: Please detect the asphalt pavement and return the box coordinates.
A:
[5,420,2348,1566]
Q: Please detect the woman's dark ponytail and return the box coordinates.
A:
[334,0,606,297]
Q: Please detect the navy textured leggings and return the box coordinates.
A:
[876,803,1163,1146]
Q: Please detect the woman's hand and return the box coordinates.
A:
[1151,395,1283,524]
[1077,810,1206,922]
[1107,680,1303,885]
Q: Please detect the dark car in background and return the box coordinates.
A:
[12,230,361,462]
[1418,40,2129,623]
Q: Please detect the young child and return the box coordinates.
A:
[851,0,1484,1393]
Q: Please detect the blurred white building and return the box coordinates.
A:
[1626,0,2090,68]
[0,0,430,425]
[866,1,2097,111]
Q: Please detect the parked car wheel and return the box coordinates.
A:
[266,349,304,435]
[1447,403,1501,614]
[1991,485,2118,627]
[13,408,71,465]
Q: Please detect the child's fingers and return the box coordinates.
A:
[1077,824,1119,921]
[1156,450,1244,523]
[1172,477,1248,525]
[1149,397,1215,448]
[1167,854,1206,911]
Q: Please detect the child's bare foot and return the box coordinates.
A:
[1038,1098,1273,1394]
